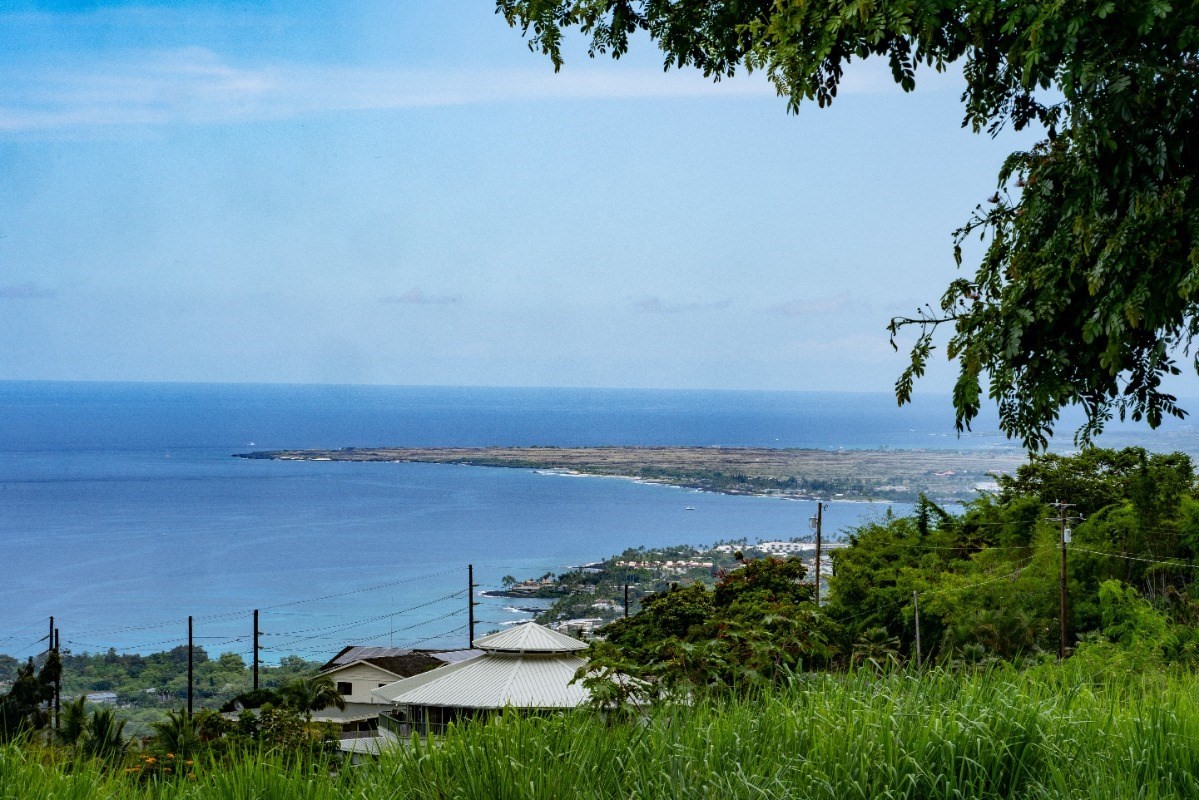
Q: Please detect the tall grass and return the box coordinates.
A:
[5,666,1199,798]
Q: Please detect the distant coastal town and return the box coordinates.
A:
[482,538,845,638]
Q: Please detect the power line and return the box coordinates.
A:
[261,590,465,639]
[60,566,465,638]
[266,606,466,652]
[1069,546,1199,571]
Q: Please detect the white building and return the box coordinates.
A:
[372,622,590,736]
[316,646,478,738]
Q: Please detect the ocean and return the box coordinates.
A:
[0,381,1189,662]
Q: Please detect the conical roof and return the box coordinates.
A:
[473,621,587,653]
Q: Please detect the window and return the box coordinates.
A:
[337,681,353,695]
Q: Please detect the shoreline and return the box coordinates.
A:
[235,445,1025,504]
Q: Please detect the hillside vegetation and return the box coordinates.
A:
[4,668,1199,799]
[7,446,1199,797]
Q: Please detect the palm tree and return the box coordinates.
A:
[852,627,901,672]
[80,707,127,761]
[150,708,201,758]
[280,674,345,724]
[57,696,88,746]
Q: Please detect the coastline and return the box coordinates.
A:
[235,445,1025,504]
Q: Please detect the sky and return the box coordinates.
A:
[0,1,1103,394]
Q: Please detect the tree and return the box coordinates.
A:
[79,707,127,761]
[279,674,345,724]
[497,1,1199,448]
[150,708,201,758]
[0,651,58,740]
[587,557,837,698]
[57,696,88,747]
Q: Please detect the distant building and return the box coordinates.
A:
[372,622,590,737]
[316,646,479,738]
[614,559,714,571]
[752,541,815,555]
[84,691,118,705]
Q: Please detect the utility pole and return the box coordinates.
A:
[809,502,824,605]
[48,616,57,730]
[187,615,194,718]
[467,564,477,649]
[53,627,60,730]
[1049,500,1079,660]
[913,591,922,670]
[252,609,260,691]
[623,583,630,618]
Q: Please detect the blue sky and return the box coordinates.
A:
[0,2,1063,392]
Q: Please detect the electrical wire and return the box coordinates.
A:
[266,607,466,652]
[1069,546,1199,571]
[64,565,466,638]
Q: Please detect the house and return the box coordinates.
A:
[316,645,479,738]
[371,622,590,737]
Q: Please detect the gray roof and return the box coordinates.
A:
[372,652,590,710]
[321,646,483,674]
[430,649,483,663]
[328,646,412,666]
[310,702,385,724]
[474,622,588,653]
[337,729,399,755]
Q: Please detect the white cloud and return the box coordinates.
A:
[769,292,854,317]
[0,47,779,133]
[629,295,732,314]
[0,45,956,133]
[380,287,462,306]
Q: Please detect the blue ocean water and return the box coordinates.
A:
[0,382,1190,661]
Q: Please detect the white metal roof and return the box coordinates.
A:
[473,621,588,653]
[372,652,590,710]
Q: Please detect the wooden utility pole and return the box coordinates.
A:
[252,609,260,691]
[468,564,477,649]
[187,615,194,718]
[913,591,922,670]
[48,616,57,730]
[1049,500,1077,660]
[810,502,824,605]
[53,627,60,730]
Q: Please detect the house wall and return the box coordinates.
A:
[323,663,397,704]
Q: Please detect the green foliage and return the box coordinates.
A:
[278,674,345,723]
[150,709,201,760]
[587,555,837,698]
[79,706,128,762]
[825,447,1199,667]
[13,669,1199,798]
[498,0,1199,447]
[57,696,87,747]
[0,651,59,740]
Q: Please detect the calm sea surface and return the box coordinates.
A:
[1,382,1189,661]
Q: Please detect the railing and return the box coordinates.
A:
[378,712,411,739]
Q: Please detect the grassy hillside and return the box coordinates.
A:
[4,665,1199,799]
